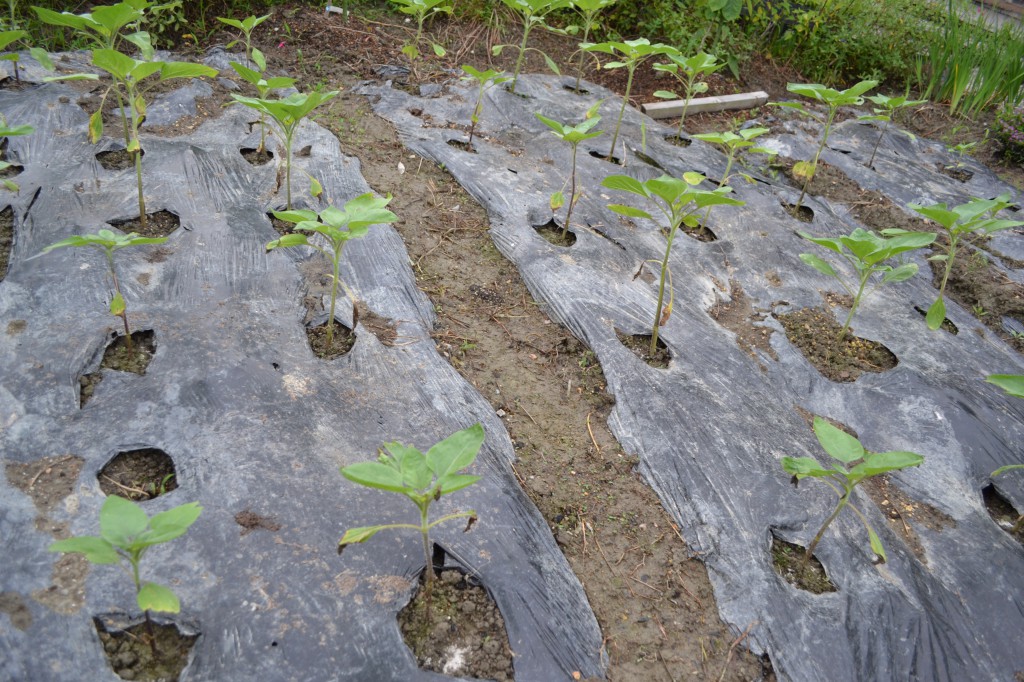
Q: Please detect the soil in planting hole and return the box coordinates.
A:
[307,320,356,360]
[0,205,12,281]
[937,162,973,183]
[446,138,476,153]
[398,565,514,681]
[589,149,624,166]
[616,328,671,368]
[109,210,181,238]
[776,304,897,382]
[983,484,1024,543]
[533,218,576,246]
[80,330,157,407]
[96,149,139,171]
[664,222,717,243]
[267,212,295,236]
[666,134,693,148]
[95,616,198,682]
[241,147,273,165]
[707,281,777,371]
[98,448,177,501]
[782,201,814,222]
[771,534,837,594]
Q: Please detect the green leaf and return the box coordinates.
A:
[880,262,918,284]
[144,502,202,546]
[49,536,119,564]
[381,441,432,490]
[138,582,180,613]
[607,204,651,219]
[853,450,924,477]
[925,297,946,331]
[866,524,886,563]
[653,90,679,100]
[99,496,149,548]
[550,191,565,211]
[987,375,1024,399]
[780,456,833,479]
[341,461,410,494]
[437,473,481,495]
[161,61,217,81]
[109,292,126,317]
[433,43,446,57]
[339,524,391,547]
[252,48,266,71]
[799,252,838,278]
[543,53,560,75]
[426,423,484,481]
[993,463,1024,476]
[29,47,54,71]
[601,174,648,197]
[813,417,864,464]
[89,110,103,144]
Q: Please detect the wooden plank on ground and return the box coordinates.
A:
[641,91,770,120]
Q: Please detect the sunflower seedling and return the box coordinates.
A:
[535,101,602,238]
[775,80,877,216]
[339,423,483,616]
[798,227,936,346]
[460,65,511,149]
[0,116,33,191]
[652,51,724,139]
[692,126,775,188]
[582,39,675,162]
[229,62,296,155]
[267,192,396,354]
[858,93,925,168]
[49,496,202,657]
[563,0,618,93]
[40,229,167,352]
[217,13,269,69]
[390,0,451,62]
[492,0,571,94]
[603,172,743,355]
[0,28,52,83]
[231,89,339,210]
[985,375,1024,533]
[909,194,1024,330]
[782,416,924,573]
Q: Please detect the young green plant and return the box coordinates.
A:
[798,227,936,346]
[0,115,33,191]
[0,28,52,83]
[564,0,618,94]
[339,423,483,613]
[535,101,603,238]
[858,93,925,168]
[492,0,571,94]
[692,126,775,188]
[49,496,202,657]
[782,416,924,572]
[775,79,877,216]
[267,192,396,353]
[216,13,269,69]
[229,62,296,155]
[390,0,451,62]
[908,194,1024,330]
[39,229,167,352]
[652,51,724,138]
[602,172,743,355]
[460,65,511,149]
[582,39,675,162]
[985,375,1024,532]
[231,89,339,210]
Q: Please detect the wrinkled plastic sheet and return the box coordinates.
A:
[0,61,606,680]
[362,73,1024,681]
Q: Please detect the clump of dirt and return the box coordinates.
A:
[533,218,576,246]
[861,475,955,565]
[771,535,837,594]
[234,510,281,536]
[109,210,181,238]
[98,448,177,501]
[0,205,13,281]
[398,567,514,681]
[776,305,898,382]
[96,149,137,171]
[80,330,157,407]
[983,484,1024,544]
[95,616,198,682]
[708,282,777,371]
[616,329,671,368]
[241,147,273,165]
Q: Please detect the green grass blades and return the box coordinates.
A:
[909,195,1024,330]
[798,227,935,345]
[267,192,397,353]
[338,423,484,607]
[782,416,924,570]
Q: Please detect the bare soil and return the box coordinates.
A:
[776,304,898,383]
[97,448,178,501]
[95,617,198,682]
[80,330,157,407]
[0,205,12,281]
[109,209,182,238]
[983,484,1024,544]
[770,535,836,594]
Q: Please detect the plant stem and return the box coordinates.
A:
[129,558,158,658]
[574,22,591,93]
[794,109,836,216]
[937,234,958,300]
[563,143,578,239]
[799,493,850,574]
[510,20,534,94]
[105,249,133,352]
[651,223,677,356]
[284,128,294,210]
[835,275,867,347]
[419,500,433,621]
[327,249,340,352]
[867,119,889,168]
[468,96,481,148]
[609,64,636,163]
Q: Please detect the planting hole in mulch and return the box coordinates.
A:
[616,328,671,368]
[0,205,12,282]
[94,615,198,682]
[533,218,576,246]
[937,163,973,183]
[96,149,140,172]
[446,138,476,153]
[80,330,157,407]
[98,448,177,501]
[663,221,717,243]
[707,281,777,371]
[914,305,958,335]
[307,320,356,360]
[108,210,181,239]
[633,150,667,172]
[589,149,623,166]
[861,475,955,565]
[398,563,514,681]
[665,134,693,148]
[983,484,1024,543]
[240,147,273,165]
[266,211,294,237]
[562,83,590,95]
[782,201,814,222]
[776,305,897,382]
[0,160,22,180]
[771,533,837,594]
